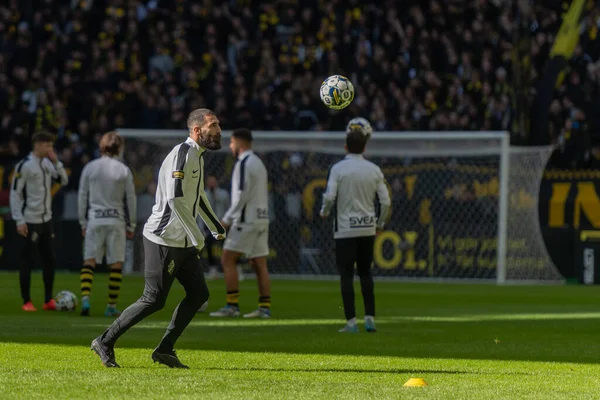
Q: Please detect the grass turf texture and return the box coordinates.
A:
[1,273,600,399]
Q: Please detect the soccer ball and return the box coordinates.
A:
[55,291,78,312]
[320,75,355,110]
[346,117,373,139]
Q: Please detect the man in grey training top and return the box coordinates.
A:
[10,131,69,312]
[78,131,137,317]
[320,118,391,333]
[91,108,226,368]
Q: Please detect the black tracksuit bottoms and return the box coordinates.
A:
[335,235,376,321]
[101,237,209,351]
[20,221,56,304]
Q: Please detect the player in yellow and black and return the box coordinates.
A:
[78,132,137,317]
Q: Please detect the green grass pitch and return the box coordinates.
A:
[1,272,600,399]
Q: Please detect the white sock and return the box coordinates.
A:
[365,315,374,323]
[82,296,90,302]
[347,318,357,326]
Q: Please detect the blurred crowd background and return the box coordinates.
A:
[1,0,600,205]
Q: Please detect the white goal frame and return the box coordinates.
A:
[118,129,522,285]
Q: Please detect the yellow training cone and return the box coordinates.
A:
[403,378,427,387]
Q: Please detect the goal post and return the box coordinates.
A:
[118,129,564,284]
[498,132,509,284]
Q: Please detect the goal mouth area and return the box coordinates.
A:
[117,129,562,284]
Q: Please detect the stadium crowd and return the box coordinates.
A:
[1,0,600,197]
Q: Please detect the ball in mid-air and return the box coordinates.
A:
[320,75,355,110]
[55,290,78,311]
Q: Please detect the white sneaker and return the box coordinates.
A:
[365,316,377,332]
[338,323,359,333]
[243,308,271,319]
[209,306,240,317]
[237,266,245,282]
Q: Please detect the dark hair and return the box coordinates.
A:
[99,131,124,156]
[31,131,55,144]
[187,108,216,130]
[232,128,253,142]
[346,131,367,154]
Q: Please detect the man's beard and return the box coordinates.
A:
[199,134,221,150]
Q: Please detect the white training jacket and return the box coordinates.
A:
[320,153,391,239]
[143,137,226,248]
[10,153,69,225]
[78,155,137,232]
[222,149,269,226]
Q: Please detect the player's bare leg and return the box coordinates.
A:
[243,256,271,318]
[251,257,270,298]
[209,249,242,317]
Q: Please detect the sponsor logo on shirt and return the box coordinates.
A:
[95,209,119,218]
[257,208,269,219]
[349,215,376,228]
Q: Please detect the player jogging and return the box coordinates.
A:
[209,128,272,318]
[78,132,137,317]
[320,118,391,333]
[91,109,226,368]
[10,131,69,311]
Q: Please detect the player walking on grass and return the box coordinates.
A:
[10,132,69,312]
[320,118,391,333]
[78,132,137,317]
[209,128,272,319]
[91,109,226,368]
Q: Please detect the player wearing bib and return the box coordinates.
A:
[320,118,391,333]
[78,132,137,317]
[209,128,272,319]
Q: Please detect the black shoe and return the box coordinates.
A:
[81,308,90,317]
[152,348,189,369]
[91,337,120,368]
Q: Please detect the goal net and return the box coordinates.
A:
[118,129,564,284]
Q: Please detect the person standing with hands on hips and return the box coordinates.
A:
[10,131,69,312]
